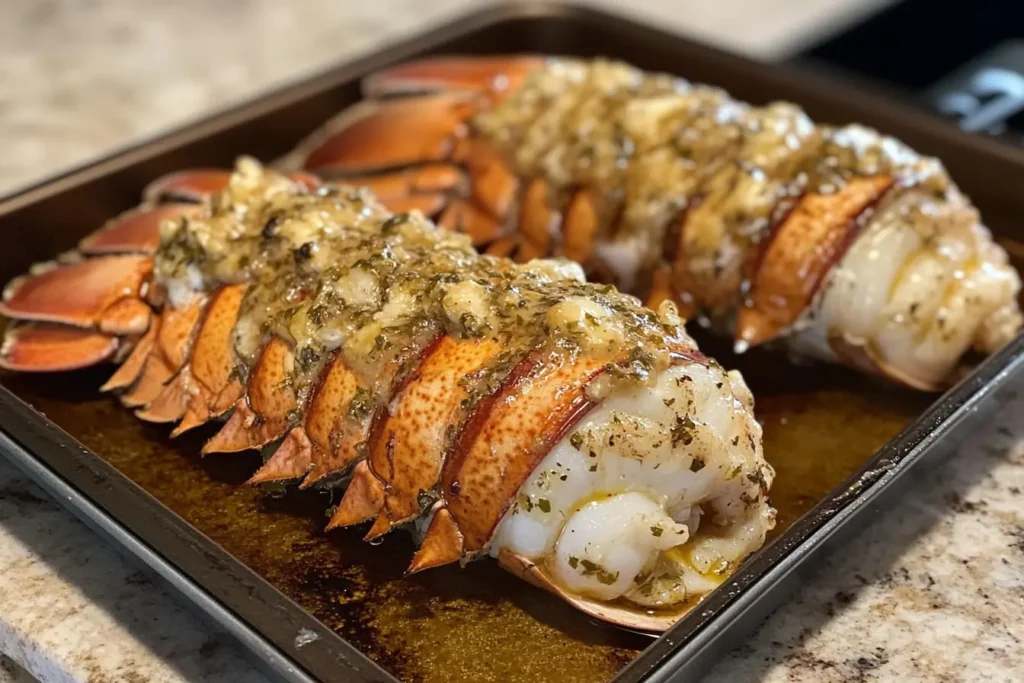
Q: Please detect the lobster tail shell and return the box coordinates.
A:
[203,337,297,454]
[736,174,896,347]
[172,284,247,435]
[0,157,779,635]
[144,169,234,204]
[363,56,545,99]
[118,341,175,408]
[437,349,612,557]
[101,320,159,392]
[79,205,198,256]
[246,428,313,486]
[249,350,364,485]
[407,505,464,574]
[496,549,683,633]
[326,460,385,530]
[0,324,119,372]
[1,255,153,334]
[365,335,504,536]
[292,54,1021,393]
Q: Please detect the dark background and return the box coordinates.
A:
[795,0,1024,141]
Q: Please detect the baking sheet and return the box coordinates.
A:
[1,4,1023,683]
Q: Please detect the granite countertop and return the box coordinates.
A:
[2,1,1023,682]
[0,0,898,193]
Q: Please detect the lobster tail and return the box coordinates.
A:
[1,159,778,633]
[295,55,1021,391]
[286,62,532,249]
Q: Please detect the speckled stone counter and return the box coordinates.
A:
[708,398,1024,683]
[5,1,1024,682]
[0,459,270,683]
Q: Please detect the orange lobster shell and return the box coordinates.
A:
[284,55,1022,391]
[0,164,734,633]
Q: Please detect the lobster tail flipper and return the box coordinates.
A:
[143,169,234,204]
[79,205,197,256]
[0,324,119,372]
[0,165,234,377]
[1,255,153,335]
[363,55,544,99]
[290,93,516,249]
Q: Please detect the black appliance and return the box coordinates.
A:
[794,0,1024,145]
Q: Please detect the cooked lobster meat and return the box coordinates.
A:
[284,56,1023,391]
[0,159,775,632]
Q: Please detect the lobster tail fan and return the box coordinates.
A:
[291,93,516,249]
[0,255,154,374]
[0,165,233,377]
[143,169,235,204]
[1,255,153,334]
[300,95,477,177]
[0,324,119,372]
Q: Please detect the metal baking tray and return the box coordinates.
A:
[1,3,1023,683]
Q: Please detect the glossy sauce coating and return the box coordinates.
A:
[156,159,698,446]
